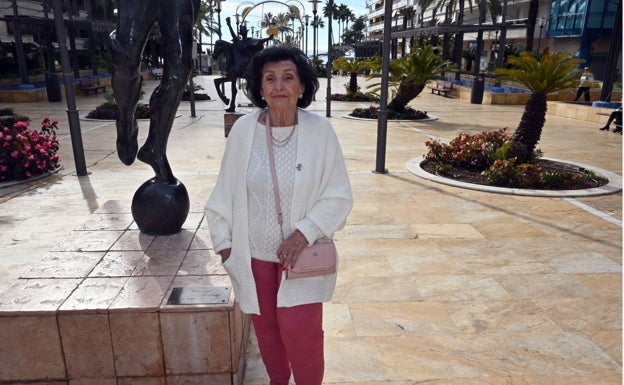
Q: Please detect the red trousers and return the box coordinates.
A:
[251,258,324,385]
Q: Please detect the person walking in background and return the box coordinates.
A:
[600,106,622,134]
[205,44,353,385]
[574,67,595,102]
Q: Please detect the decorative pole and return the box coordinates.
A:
[374,0,394,174]
[305,14,309,56]
[216,0,224,37]
[52,0,88,176]
[326,0,333,117]
[309,0,320,60]
[537,17,545,52]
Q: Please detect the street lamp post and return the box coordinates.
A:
[216,0,224,37]
[537,17,546,52]
[304,15,309,56]
[309,0,320,60]
[326,0,333,117]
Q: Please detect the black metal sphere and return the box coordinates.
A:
[131,178,190,235]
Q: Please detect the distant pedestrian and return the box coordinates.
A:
[574,67,595,102]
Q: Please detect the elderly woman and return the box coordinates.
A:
[205,45,353,385]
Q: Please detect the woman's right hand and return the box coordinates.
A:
[219,248,232,263]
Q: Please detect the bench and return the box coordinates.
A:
[79,79,106,95]
[428,81,454,97]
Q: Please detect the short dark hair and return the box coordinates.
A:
[245,44,319,108]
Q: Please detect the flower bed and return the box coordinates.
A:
[350,105,429,120]
[423,128,609,190]
[0,110,60,181]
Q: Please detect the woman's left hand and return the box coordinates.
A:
[276,229,308,268]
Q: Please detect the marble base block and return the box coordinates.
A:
[0,200,250,384]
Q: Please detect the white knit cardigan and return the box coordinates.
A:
[205,108,353,315]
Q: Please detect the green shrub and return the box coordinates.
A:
[86,102,151,120]
[425,128,511,170]
[351,105,429,120]
[423,129,608,190]
[330,92,379,102]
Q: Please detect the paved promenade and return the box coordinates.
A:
[0,75,621,384]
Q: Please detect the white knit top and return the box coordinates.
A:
[205,109,353,314]
[247,122,298,262]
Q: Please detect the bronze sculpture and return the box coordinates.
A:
[213,17,273,112]
[111,0,200,235]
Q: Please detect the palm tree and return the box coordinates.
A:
[368,45,454,112]
[311,15,325,58]
[323,1,340,43]
[333,57,368,93]
[336,4,353,44]
[495,51,582,162]
[275,12,293,42]
[261,12,278,31]
[342,15,366,45]
[343,7,355,33]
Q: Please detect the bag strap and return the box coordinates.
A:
[264,113,285,241]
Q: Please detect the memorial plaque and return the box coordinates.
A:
[167,286,231,305]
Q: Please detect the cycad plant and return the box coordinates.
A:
[495,50,582,162]
[367,45,454,112]
[333,57,368,94]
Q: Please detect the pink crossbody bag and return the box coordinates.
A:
[265,114,337,279]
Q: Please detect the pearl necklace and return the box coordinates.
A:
[271,123,297,147]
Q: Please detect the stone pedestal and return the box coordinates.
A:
[0,200,250,385]
[224,112,245,137]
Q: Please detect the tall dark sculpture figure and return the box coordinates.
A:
[213,17,273,112]
[110,0,200,235]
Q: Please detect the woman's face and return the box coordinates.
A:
[260,60,304,111]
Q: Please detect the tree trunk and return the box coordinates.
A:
[509,93,547,162]
[348,72,358,93]
[387,80,424,112]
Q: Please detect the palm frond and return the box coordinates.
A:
[495,51,583,95]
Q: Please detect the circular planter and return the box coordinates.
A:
[407,156,622,197]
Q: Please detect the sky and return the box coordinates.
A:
[217,0,368,55]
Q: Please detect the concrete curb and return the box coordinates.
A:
[407,156,623,197]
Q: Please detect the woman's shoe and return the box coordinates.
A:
[600,126,609,131]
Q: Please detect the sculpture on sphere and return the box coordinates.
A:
[110,0,200,235]
[213,17,273,112]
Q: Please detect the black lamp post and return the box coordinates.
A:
[304,15,309,56]
[309,0,320,60]
[537,17,545,52]
[216,0,224,37]
[326,0,333,117]
[10,0,29,84]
